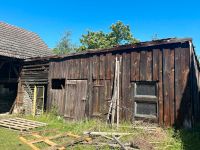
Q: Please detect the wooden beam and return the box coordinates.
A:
[19,137,40,150]
[112,136,127,150]
[84,131,132,136]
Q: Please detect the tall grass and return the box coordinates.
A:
[0,113,200,149]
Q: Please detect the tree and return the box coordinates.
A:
[53,32,76,54]
[109,21,138,45]
[78,31,111,51]
[78,21,139,51]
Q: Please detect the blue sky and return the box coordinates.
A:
[0,0,200,54]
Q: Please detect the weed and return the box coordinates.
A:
[0,114,200,150]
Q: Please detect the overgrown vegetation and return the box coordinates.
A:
[0,113,200,150]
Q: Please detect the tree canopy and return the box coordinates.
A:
[52,21,139,54]
[53,32,76,55]
[78,21,139,51]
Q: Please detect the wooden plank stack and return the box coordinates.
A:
[0,117,47,131]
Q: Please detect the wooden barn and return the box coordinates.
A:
[0,22,200,128]
[0,22,52,115]
[44,38,200,127]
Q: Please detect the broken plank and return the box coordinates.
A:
[84,131,133,136]
[112,135,127,150]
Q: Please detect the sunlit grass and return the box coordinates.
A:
[0,113,200,150]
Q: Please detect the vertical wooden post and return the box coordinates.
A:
[109,56,121,127]
[32,86,37,116]
[41,86,45,115]
[116,57,121,129]
[111,57,118,125]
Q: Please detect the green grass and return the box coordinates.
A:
[0,113,200,150]
[0,128,30,150]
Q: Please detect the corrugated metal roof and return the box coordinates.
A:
[0,22,53,59]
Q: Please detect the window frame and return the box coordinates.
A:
[134,100,158,119]
[134,81,157,98]
[132,81,158,119]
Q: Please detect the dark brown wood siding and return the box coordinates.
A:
[48,41,200,127]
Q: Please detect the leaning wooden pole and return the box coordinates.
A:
[107,57,121,127]
[111,57,118,125]
[116,57,121,129]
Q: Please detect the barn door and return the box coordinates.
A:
[92,80,112,118]
[64,80,87,120]
[32,85,45,116]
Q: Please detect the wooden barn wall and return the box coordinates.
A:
[48,42,197,126]
[21,60,49,85]
[18,60,49,114]
[190,45,200,125]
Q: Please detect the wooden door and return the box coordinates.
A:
[92,80,112,118]
[64,80,87,120]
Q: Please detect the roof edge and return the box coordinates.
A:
[25,37,192,61]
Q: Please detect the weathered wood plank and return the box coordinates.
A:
[153,49,159,81]
[67,59,71,79]
[175,47,182,125]
[140,51,147,80]
[169,49,175,126]
[163,49,171,126]
[131,51,140,81]
[174,47,190,126]
[84,57,89,79]
[110,54,115,96]
[92,80,100,117]
[121,53,131,121]
[71,59,76,79]
[64,80,77,119]
[86,57,93,117]
[75,80,87,120]
[99,54,105,79]
[64,60,70,79]
[75,58,80,79]
[105,53,112,79]
[146,50,153,81]
[158,49,164,125]
[92,55,100,79]
[0,118,46,131]
[180,48,190,125]
[99,80,105,115]
[105,81,112,100]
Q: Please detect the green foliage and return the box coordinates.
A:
[109,21,139,45]
[52,32,76,55]
[78,31,111,51]
[78,21,139,51]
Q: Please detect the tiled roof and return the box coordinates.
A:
[0,22,53,59]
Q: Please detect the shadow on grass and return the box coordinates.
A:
[176,127,200,150]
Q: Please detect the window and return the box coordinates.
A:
[133,81,158,118]
[51,79,65,89]
[135,81,157,97]
[135,101,157,118]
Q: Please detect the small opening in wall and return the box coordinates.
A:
[51,79,65,89]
